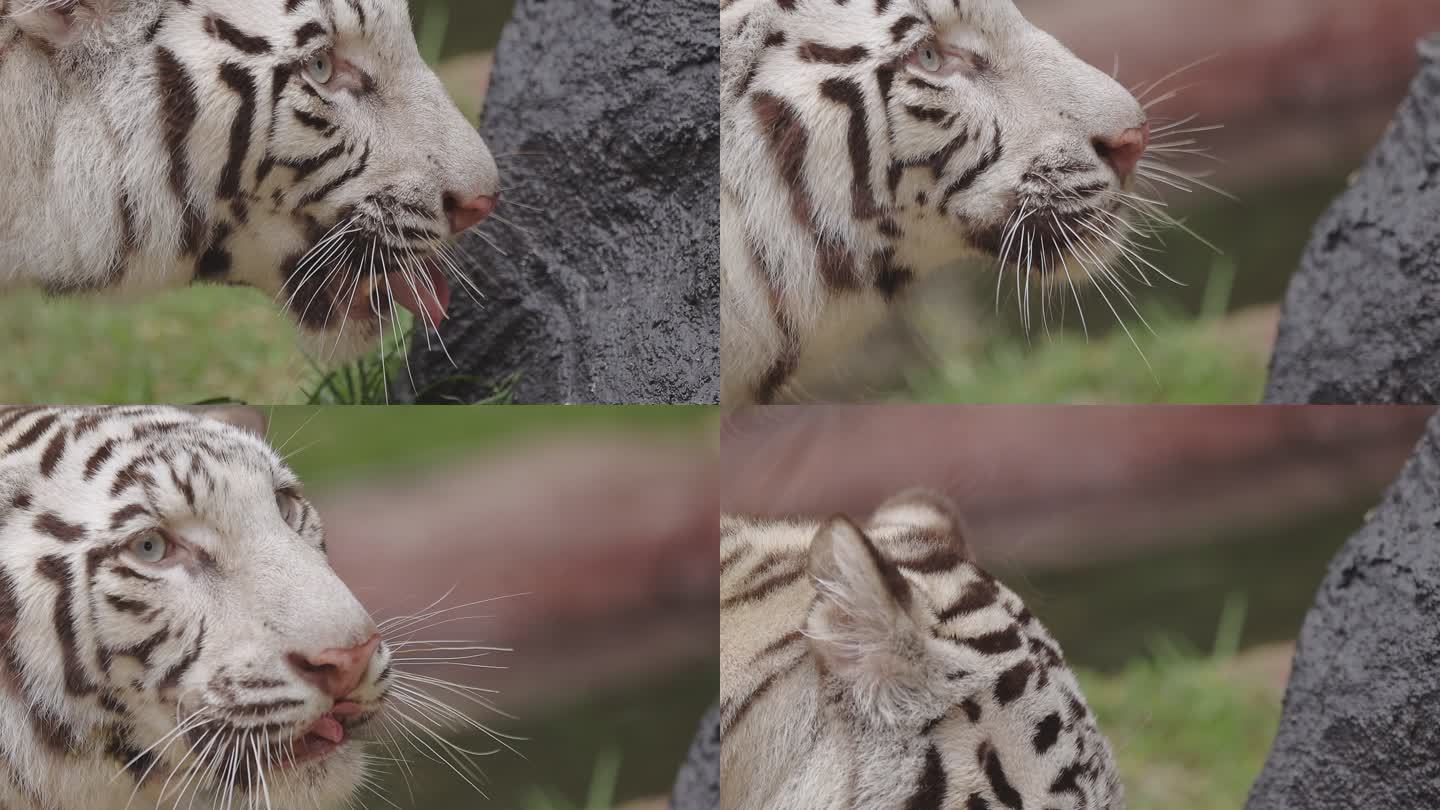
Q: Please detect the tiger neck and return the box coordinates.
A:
[0,27,194,295]
[0,687,188,810]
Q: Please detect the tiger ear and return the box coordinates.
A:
[8,0,118,48]
[870,489,971,560]
[806,516,928,720]
[180,406,269,440]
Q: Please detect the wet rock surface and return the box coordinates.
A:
[1264,34,1440,403]
[403,0,719,404]
[1246,411,1440,806]
[670,704,719,810]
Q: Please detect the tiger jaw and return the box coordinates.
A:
[281,246,455,337]
[341,264,452,329]
[274,702,376,768]
[968,196,1130,281]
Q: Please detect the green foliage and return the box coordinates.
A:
[909,263,1268,404]
[523,752,623,810]
[1078,598,1283,810]
[0,287,309,404]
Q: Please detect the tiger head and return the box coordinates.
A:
[725,0,1150,297]
[6,0,499,359]
[0,407,395,808]
[720,492,1123,809]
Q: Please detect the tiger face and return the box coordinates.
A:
[721,493,1122,809]
[721,0,1164,403]
[0,407,392,808]
[1,0,499,359]
[740,0,1146,283]
[883,1,1148,279]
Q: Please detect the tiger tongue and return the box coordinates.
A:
[307,714,345,745]
[384,266,451,328]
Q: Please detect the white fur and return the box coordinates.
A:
[0,406,391,810]
[720,0,1148,404]
[721,495,1124,809]
[0,0,499,357]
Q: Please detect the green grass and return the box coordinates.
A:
[506,645,1284,810]
[0,286,501,405]
[0,287,311,404]
[0,8,506,406]
[523,752,624,810]
[908,263,1269,404]
[264,404,715,488]
[1078,599,1283,810]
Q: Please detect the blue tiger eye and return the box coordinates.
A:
[130,531,168,564]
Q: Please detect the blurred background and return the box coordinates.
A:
[0,1,518,405]
[262,405,716,808]
[723,405,1435,810]
[796,0,1440,404]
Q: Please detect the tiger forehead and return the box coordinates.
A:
[185,0,405,43]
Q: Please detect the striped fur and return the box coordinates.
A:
[0,406,395,809]
[721,492,1122,809]
[720,0,1149,404]
[0,0,499,360]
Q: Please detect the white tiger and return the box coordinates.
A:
[720,0,1157,404]
[0,405,487,809]
[721,491,1122,808]
[0,0,500,359]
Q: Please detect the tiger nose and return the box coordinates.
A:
[445,191,499,235]
[1092,121,1149,183]
[288,633,380,699]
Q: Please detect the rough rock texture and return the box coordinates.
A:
[403,0,719,404]
[1263,34,1440,404]
[670,704,719,810]
[1246,411,1440,807]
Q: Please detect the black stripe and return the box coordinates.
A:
[904,744,947,810]
[1033,712,1062,754]
[209,16,273,54]
[994,660,1033,705]
[35,555,99,696]
[297,141,370,206]
[797,42,868,64]
[818,77,881,220]
[940,121,1005,212]
[751,93,814,227]
[216,63,258,201]
[981,744,1024,809]
[154,48,199,210]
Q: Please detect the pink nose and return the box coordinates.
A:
[288,633,380,699]
[446,192,498,235]
[1093,121,1149,182]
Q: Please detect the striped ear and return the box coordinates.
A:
[869,489,970,560]
[806,516,927,721]
[7,0,117,47]
[181,406,269,440]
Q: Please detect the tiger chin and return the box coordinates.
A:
[0,0,500,363]
[0,406,395,810]
[721,492,1123,809]
[720,0,1154,406]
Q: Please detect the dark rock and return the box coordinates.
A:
[1263,34,1440,404]
[403,0,719,404]
[671,703,719,810]
[1246,411,1440,807]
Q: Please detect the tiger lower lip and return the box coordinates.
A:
[285,712,346,766]
[346,268,451,326]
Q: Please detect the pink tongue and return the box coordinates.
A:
[385,266,451,328]
[308,714,345,745]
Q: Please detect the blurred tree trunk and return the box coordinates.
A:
[401,0,719,404]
